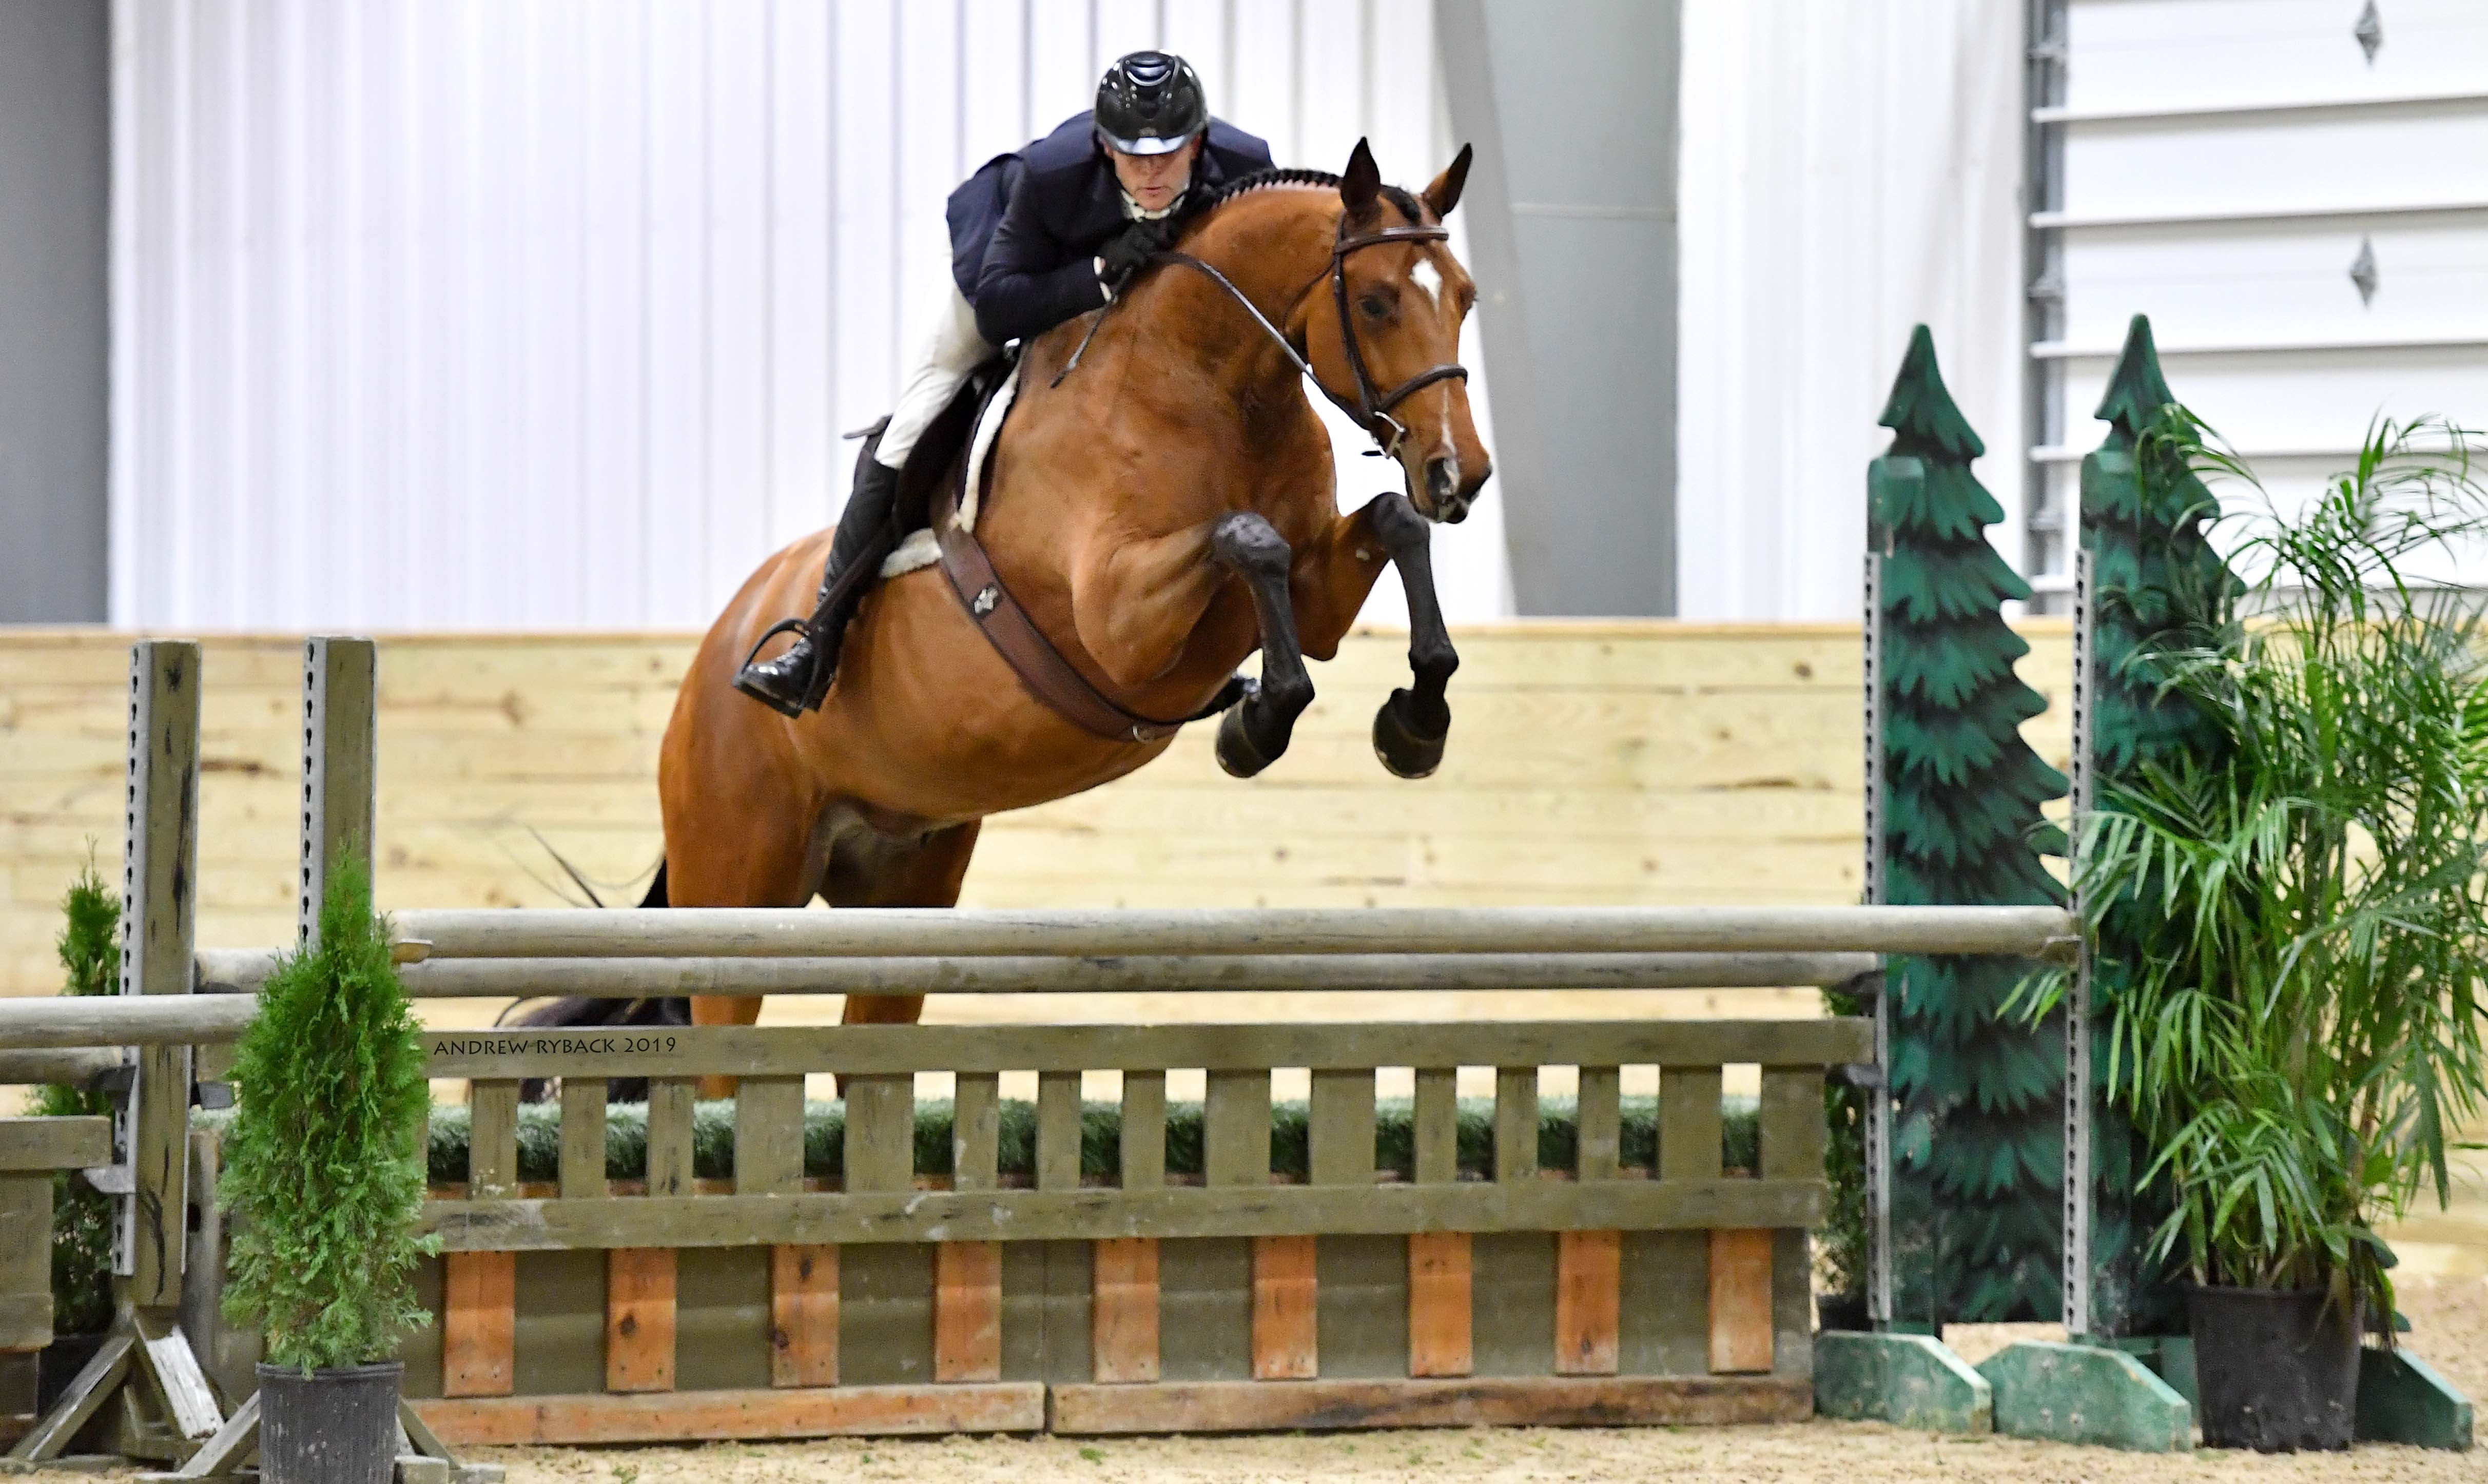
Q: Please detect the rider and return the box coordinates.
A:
[735,51,1275,716]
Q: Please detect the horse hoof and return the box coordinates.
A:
[1372,689,1448,779]
[1216,703,1278,779]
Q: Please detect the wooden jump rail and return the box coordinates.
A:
[195,948,1887,998]
[381,905,2080,963]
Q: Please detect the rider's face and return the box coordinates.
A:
[1108,136,1201,213]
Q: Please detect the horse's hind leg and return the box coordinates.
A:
[827,819,983,1029]
[665,787,820,1099]
[1209,513,1316,778]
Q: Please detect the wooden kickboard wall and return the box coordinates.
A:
[0,623,2078,999]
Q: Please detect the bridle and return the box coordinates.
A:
[1059,212,1470,461]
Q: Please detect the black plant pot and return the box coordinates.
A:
[36,1333,110,1417]
[256,1360,404,1484]
[2187,1285,2361,1451]
[1815,1293,1870,1333]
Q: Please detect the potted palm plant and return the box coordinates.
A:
[2033,414,2488,1451]
[221,860,435,1483]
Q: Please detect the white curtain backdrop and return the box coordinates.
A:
[110,0,1511,631]
[1673,0,2028,622]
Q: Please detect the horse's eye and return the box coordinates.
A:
[1359,292,1392,320]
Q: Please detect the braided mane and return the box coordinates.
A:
[1191,166,1427,225]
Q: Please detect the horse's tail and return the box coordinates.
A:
[641,858,669,908]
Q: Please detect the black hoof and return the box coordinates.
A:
[1216,702,1280,779]
[1372,689,1449,779]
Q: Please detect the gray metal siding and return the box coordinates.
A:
[1443,0,1679,616]
[0,0,109,624]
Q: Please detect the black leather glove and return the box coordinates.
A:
[1097,218,1173,294]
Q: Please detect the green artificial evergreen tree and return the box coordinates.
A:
[2076,315,2239,1336]
[35,853,120,1335]
[222,859,437,1371]
[1872,327,2070,1325]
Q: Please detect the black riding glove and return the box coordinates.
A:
[1096,219,1174,295]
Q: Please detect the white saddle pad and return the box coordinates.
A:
[880,360,1021,578]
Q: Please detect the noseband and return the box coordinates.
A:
[1072,214,1470,460]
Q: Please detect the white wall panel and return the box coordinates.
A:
[2065,0,2488,110]
[1674,0,2029,622]
[113,0,1505,631]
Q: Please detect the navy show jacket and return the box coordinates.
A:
[945,111,1275,347]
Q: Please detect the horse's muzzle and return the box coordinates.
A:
[1424,457,1464,523]
[1422,455,1487,524]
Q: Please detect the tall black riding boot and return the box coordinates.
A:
[733,445,906,716]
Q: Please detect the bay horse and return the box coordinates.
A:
[655,142,1491,1081]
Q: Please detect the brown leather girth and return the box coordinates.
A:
[931,475,1233,744]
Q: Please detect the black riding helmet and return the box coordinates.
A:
[1094,51,1207,157]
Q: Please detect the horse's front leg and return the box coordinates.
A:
[1296,493,1459,778]
[1210,512,1315,778]
[1363,493,1459,778]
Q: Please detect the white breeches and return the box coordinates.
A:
[876,282,994,470]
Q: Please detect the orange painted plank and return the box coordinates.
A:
[770,1244,839,1389]
[1251,1235,1318,1380]
[1405,1232,1472,1378]
[1707,1228,1774,1374]
[415,1382,1048,1444]
[1091,1237,1160,1384]
[606,1247,678,1393]
[1554,1229,1622,1375]
[441,1251,515,1398]
[934,1241,1003,1383]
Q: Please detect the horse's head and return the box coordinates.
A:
[1301,141,1494,523]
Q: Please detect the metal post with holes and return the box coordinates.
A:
[1861,550,1894,1328]
[291,638,485,1481]
[300,637,378,943]
[2061,549,2097,1339]
[10,642,225,1467]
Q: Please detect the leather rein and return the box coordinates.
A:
[933,218,1464,744]
[1156,218,1468,458]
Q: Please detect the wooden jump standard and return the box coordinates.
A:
[1,638,2074,1463]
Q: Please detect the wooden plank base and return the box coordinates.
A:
[1050,1375,1813,1434]
[414,1382,1048,1445]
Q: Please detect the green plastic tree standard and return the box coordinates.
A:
[2076,314,2239,1337]
[1871,326,2069,1325]
[221,860,436,1371]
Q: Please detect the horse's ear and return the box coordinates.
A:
[1424,144,1473,218]
[1340,138,1382,220]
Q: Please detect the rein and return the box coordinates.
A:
[1056,214,1469,460]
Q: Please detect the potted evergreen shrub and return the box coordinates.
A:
[2032,415,2488,1451]
[33,857,118,1410]
[221,861,435,1483]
